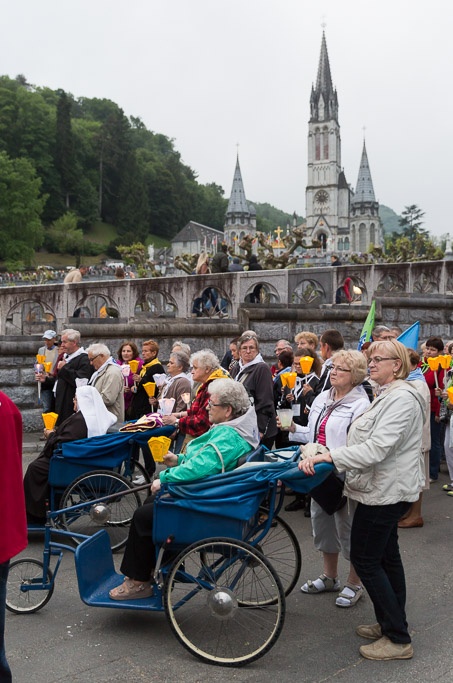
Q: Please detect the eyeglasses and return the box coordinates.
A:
[330,365,351,373]
[88,354,99,363]
[368,356,397,365]
[208,400,225,408]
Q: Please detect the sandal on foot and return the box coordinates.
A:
[301,573,340,593]
[109,578,154,600]
[336,583,363,607]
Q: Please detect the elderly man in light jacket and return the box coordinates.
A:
[86,343,124,423]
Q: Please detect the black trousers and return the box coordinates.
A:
[120,496,156,582]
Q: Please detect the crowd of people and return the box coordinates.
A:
[3,320,451,676]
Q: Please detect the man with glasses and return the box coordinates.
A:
[52,329,92,425]
[86,343,124,423]
[271,339,293,377]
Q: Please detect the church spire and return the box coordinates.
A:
[352,140,376,204]
[226,155,252,215]
[310,31,338,123]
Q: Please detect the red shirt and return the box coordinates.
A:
[0,392,27,563]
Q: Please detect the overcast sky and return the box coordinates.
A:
[1,0,451,236]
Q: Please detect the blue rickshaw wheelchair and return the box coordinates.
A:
[31,426,174,552]
[8,448,333,666]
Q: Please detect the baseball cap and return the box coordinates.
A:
[42,330,57,340]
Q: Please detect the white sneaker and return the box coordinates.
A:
[132,474,146,485]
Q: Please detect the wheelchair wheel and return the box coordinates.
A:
[59,470,141,552]
[251,508,302,598]
[119,460,151,485]
[164,537,285,666]
[6,559,54,614]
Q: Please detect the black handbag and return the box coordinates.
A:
[309,471,346,515]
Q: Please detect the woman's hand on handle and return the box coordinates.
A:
[299,451,332,476]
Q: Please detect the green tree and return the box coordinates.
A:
[117,151,150,240]
[0,151,46,265]
[398,204,428,239]
[55,90,76,208]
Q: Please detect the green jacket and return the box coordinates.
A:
[159,425,252,485]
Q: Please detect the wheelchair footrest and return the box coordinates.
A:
[75,530,162,611]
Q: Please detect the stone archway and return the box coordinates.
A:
[6,299,57,335]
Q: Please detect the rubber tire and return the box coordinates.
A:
[164,537,285,666]
[252,508,302,597]
[6,559,54,614]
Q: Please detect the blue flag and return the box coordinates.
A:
[397,322,420,350]
[357,300,376,350]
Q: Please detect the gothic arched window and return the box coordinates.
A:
[315,129,321,160]
[323,126,329,159]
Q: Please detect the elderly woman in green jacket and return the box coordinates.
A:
[109,378,259,600]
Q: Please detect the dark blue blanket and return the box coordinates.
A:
[56,426,175,468]
[163,461,333,521]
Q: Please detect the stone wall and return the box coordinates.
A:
[1,260,452,429]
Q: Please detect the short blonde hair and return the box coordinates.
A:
[369,340,411,380]
[295,331,318,349]
[331,350,368,386]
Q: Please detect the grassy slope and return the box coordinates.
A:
[33,222,171,268]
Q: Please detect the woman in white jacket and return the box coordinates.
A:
[287,349,370,607]
[300,340,425,662]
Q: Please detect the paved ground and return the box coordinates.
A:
[5,434,453,682]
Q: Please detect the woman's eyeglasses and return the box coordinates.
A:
[330,365,351,373]
[368,357,397,365]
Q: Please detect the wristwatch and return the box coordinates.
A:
[174,419,179,429]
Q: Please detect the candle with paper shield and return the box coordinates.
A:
[36,354,46,364]
[280,372,297,389]
[143,382,156,397]
[42,412,58,430]
[427,356,441,388]
[121,364,131,387]
[447,387,453,404]
[43,361,53,373]
[128,359,140,390]
[34,362,44,403]
[299,356,314,382]
[159,397,176,415]
[147,435,172,463]
[181,391,191,409]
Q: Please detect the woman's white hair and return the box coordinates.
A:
[208,378,250,417]
[190,349,220,373]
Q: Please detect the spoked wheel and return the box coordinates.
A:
[248,508,302,599]
[164,537,285,666]
[6,559,54,614]
[119,460,151,485]
[59,470,141,552]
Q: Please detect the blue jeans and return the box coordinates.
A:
[0,561,12,683]
[350,501,412,644]
[429,413,442,480]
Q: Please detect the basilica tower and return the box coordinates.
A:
[350,141,383,252]
[224,155,256,249]
[305,32,351,251]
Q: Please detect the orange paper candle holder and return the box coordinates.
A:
[42,412,58,430]
[147,435,172,462]
[143,382,156,397]
[36,354,46,364]
[43,361,53,373]
[299,356,314,374]
[438,355,452,370]
[427,356,441,371]
[281,372,297,389]
[128,360,139,374]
